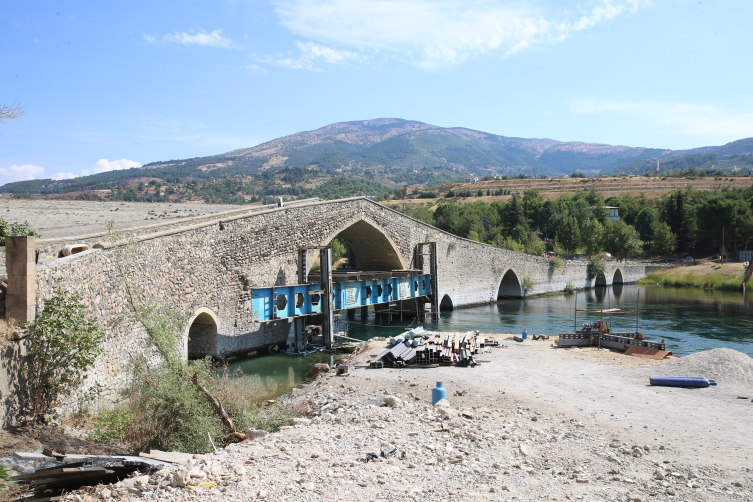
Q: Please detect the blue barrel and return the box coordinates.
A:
[649,376,717,388]
[522,330,528,339]
[432,382,447,405]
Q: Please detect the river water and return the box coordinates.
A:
[228,284,753,399]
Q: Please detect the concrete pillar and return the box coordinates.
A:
[6,236,36,324]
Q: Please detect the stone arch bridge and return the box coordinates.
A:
[5,197,659,401]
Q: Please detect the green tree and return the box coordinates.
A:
[580,218,604,256]
[503,194,528,231]
[652,222,677,258]
[603,220,643,259]
[555,217,580,257]
[404,204,435,225]
[660,191,696,253]
[696,191,753,254]
[634,207,658,243]
[522,189,545,230]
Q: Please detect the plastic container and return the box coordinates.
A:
[649,376,717,388]
[522,330,528,339]
[432,382,447,405]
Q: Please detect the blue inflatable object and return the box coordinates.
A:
[649,376,717,388]
[432,382,447,405]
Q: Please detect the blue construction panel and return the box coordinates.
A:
[249,274,432,322]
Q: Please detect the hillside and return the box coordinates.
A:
[3,118,753,196]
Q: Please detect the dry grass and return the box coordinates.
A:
[0,317,19,345]
[382,176,753,209]
[639,262,751,291]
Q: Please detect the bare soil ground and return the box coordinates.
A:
[647,262,746,279]
[0,424,124,458]
[0,199,258,240]
[78,339,753,502]
[348,340,753,469]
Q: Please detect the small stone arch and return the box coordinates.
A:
[320,217,406,271]
[595,274,607,287]
[440,294,454,311]
[185,308,219,359]
[498,268,523,298]
[613,268,624,285]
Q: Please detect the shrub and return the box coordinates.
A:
[0,218,38,245]
[587,257,606,281]
[18,282,105,423]
[563,283,576,294]
[91,407,131,442]
[549,257,564,271]
[522,275,534,296]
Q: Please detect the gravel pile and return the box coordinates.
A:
[61,371,752,502]
[643,348,753,389]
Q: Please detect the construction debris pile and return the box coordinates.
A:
[369,328,498,369]
[2,450,170,501]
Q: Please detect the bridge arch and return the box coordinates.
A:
[321,217,406,271]
[613,268,624,285]
[497,268,523,298]
[440,294,454,310]
[595,274,607,287]
[185,307,219,359]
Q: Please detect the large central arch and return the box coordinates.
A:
[497,269,523,298]
[322,217,406,271]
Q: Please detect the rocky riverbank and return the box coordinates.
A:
[62,341,753,501]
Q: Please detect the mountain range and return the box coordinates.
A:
[4,118,753,194]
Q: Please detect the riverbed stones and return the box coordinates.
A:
[310,363,331,376]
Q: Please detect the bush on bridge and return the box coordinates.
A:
[18,282,105,423]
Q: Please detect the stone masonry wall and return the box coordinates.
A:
[22,197,661,406]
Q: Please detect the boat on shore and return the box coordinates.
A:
[556,292,669,354]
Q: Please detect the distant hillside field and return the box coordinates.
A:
[3,118,753,198]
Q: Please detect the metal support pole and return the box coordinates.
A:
[294,318,305,352]
[429,242,439,321]
[320,247,334,349]
[295,249,309,352]
[360,306,368,318]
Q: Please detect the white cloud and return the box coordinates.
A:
[258,40,365,71]
[91,158,142,174]
[274,0,649,67]
[0,164,44,184]
[0,158,143,186]
[145,29,234,48]
[572,99,753,141]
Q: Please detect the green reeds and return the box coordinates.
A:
[638,270,752,291]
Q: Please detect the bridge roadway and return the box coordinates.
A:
[5,196,661,409]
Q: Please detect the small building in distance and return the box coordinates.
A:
[465,177,479,183]
[589,206,620,221]
[604,206,620,221]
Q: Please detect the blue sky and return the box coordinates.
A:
[2,0,752,184]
